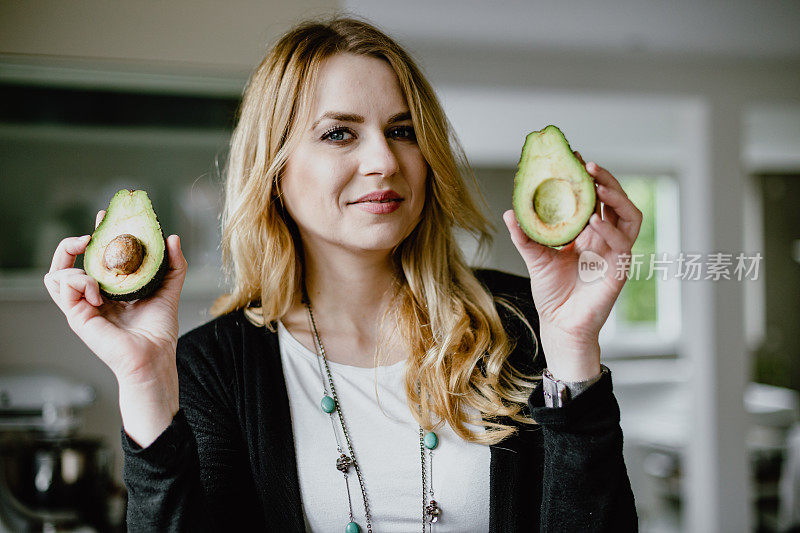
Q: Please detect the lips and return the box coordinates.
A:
[348,189,404,215]
[349,190,403,204]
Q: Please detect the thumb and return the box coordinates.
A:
[160,234,188,295]
[502,209,554,267]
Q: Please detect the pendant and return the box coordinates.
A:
[321,395,336,413]
[425,499,441,523]
[336,453,353,473]
[423,431,438,450]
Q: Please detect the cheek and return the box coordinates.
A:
[283,156,351,219]
[410,159,429,202]
[282,157,317,219]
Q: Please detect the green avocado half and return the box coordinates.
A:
[84,189,168,301]
[512,125,596,247]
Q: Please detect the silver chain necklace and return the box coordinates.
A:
[302,289,441,533]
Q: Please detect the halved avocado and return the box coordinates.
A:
[512,125,596,247]
[84,189,168,301]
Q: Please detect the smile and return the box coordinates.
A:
[351,199,403,214]
[347,187,405,213]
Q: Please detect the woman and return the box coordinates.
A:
[43,15,641,533]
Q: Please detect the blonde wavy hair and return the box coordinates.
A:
[210,14,542,444]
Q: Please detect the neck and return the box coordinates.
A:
[279,234,409,368]
[298,242,399,338]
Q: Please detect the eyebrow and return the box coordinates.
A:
[310,111,412,130]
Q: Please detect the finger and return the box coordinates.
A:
[596,185,642,242]
[158,235,189,297]
[67,273,103,307]
[601,200,619,227]
[502,209,556,266]
[43,271,62,302]
[586,161,627,196]
[593,183,603,220]
[59,272,103,315]
[49,235,91,274]
[46,267,86,289]
[588,213,630,253]
[573,158,616,224]
[503,209,531,247]
[46,269,103,307]
[595,184,621,226]
[95,210,106,229]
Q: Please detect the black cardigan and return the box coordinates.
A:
[120,268,638,532]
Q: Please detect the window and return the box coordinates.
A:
[463,167,680,358]
[601,175,681,357]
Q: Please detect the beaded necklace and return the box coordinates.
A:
[302,288,441,533]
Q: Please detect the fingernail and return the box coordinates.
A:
[81,235,91,240]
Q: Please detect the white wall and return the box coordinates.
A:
[0,0,339,69]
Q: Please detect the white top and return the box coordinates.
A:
[277,319,491,533]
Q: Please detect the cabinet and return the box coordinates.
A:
[0,83,240,300]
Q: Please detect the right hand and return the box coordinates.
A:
[43,209,188,387]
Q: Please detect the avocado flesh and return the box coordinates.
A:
[512,125,596,247]
[84,190,168,301]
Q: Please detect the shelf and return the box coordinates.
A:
[2,266,228,301]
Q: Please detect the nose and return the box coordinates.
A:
[358,132,400,178]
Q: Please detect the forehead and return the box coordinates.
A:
[304,53,409,123]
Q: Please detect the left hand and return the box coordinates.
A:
[503,153,643,381]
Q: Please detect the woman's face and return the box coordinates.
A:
[280,53,428,258]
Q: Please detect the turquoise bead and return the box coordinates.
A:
[321,395,336,413]
[345,521,361,533]
[423,431,438,450]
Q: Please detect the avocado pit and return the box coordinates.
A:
[533,178,578,226]
[103,234,145,275]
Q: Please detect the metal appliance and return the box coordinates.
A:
[0,374,122,532]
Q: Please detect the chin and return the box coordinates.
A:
[351,239,404,254]
[344,231,408,253]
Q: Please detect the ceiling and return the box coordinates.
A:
[343,0,800,60]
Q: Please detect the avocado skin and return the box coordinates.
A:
[512,125,596,247]
[98,245,168,302]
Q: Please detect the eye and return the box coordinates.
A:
[321,126,354,143]
[389,125,416,141]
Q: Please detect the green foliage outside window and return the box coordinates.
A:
[616,177,657,325]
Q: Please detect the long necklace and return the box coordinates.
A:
[302,288,442,533]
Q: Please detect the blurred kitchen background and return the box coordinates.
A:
[1,1,799,531]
